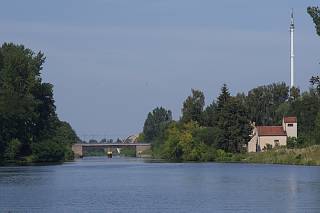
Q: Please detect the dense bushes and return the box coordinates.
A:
[32,140,65,162]
[4,139,22,162]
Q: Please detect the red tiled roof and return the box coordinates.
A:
[283,116,297,123]
[257,126,287,136]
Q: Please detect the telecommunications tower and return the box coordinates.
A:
[290,9,295,88]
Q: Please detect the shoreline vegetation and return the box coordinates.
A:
[147,146,320,166]
[139,80,320,165]
[139,6,320,167]
[1,6,320,166]
[0,43,78,166]
[240,145,320,166]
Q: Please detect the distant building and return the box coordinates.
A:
[247,117,297,152]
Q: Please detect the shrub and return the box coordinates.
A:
[215,149,232,161]
[287,137,297,148]
[120,147,136,157]
[4,139,22,161]
[32,140,65,162]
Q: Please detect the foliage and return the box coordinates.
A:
[142,78,320,162]
[245,82,289,125]
[214,87,252,153]
[83,149,106,156]
[314,112,320,144]
[289,86,301,101]
[4,139,22,161]
[202,101,217,127]
[100,138,107,143]
[308,6,320,36]
[307,6,320,95]
[181,89,205,124]
[143,9,320,160]
[136,133,145,143]
[310,75,320,94]
[288,90,320,135]
[241,145,320,166]
[32,140,66,162]
[143,107,172,142]
[157,122,215,161]
[287,137,298,149]
[0,43,78,164]
[89,139,98,144]
[120,147,136,157]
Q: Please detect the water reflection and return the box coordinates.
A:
[1,158,320,212]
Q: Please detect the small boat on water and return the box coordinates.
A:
[107,151,113,158]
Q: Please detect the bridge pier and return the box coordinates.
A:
[72,144,83,157]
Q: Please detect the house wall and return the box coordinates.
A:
[285,123,297,138]
[282,119,297,138]
[248,135,257,152]
[248,128,258,152]
[258,135,287,151]
[247,126,258,152]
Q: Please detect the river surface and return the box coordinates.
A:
[1,157,320,212]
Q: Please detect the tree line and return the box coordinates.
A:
[140,7,320,161]
[141,82,320,161]
[0,43,79,164]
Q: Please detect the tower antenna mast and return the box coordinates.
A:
[290,8,295,88]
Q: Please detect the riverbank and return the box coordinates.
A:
[238,145,320,166]
[2,145,320,166]
[150,145,320,166]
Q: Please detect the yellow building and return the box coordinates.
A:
[248,117,297,152]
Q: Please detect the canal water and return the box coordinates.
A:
[1,157,320,212]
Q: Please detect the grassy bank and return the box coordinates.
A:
[238,145,320,166]
[151,145,320,166]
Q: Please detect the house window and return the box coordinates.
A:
[288,124,293,127]
[274,140,280,146]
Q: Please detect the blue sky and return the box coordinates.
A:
[0,0,319,139]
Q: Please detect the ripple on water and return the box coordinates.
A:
[1,157,320,212]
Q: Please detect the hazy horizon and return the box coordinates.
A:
[1,0,319,139]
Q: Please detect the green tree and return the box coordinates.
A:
[0,43,46,156]
[181,89,205,124]
[160,123,182,160]
[217,84,230,109]
[143,107,172,142]
[290,86,301,101]
[314,112,320,144]
[202,101,216,127]
[214,85,252,153]
[307,6,320,94]
[0,43,78,163]
[288,90,320,135]
[310,76,320,95]
[160,122,210,161]
[246,82,289,125]
[192,126,221,147]
[308,6,320,36]
[216,97,252,153]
